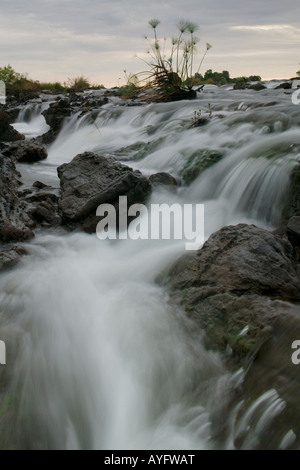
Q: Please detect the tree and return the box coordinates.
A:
[0,65,20,87]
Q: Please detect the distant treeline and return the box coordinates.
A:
[192,69,262,85]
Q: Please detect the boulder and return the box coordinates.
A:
[57,152,152,232]
[275,82,292,90]
[41,99,71,143]
[0,245,28,271]
[164,223,300,447]
[0,111,25,143]
[166,224,300,357]
[287,216,300,247]
[248,83,266,91]
[149,172,178,187]
[0,154,34,242]
[284,163,300,220]
[180,149,224,185]
[2,140,48,163]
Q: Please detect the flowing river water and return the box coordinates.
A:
[0,84,300,449]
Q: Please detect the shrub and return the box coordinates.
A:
[39,82,65,92]
[64,76,90,91]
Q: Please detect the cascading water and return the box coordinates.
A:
[0,86,299,449]
[13,102,50,138]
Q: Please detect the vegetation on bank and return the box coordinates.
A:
[0,65,105,94]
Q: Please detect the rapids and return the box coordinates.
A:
[1,85,299,449]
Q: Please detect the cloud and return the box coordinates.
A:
[1,0,300,85]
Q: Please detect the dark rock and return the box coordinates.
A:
[164,223,300,447]
[165,224,300,360]
[0,154,34,242]
[287,216,300,246]
[0,111,25,143]
[190,117,210,128]
[149,172,178,187]
[0,245,28,271]
[248,83,266,91]
[2,140,47,163]
[41,100,71,143]
[233,82,246,90]
[33,181,52,190]
[284,163,300,220]
[57,152,152,232]
[275,82,292,90]
[169,224,300,300]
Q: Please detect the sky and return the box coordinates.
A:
[0,0,300,87]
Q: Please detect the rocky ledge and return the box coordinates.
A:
[163,223,300,448]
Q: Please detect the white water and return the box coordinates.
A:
[1,87,299,449]
[13,102,50,138]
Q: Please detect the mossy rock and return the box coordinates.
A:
[180,148,224,184]
[283,163,300,220]
[115,137,165,161]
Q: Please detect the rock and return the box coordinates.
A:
[57,152,152,232]
[248,83,266,91]
[165,224,300,359]
[0,246,28,271]
[284,163,300,220]
[233,82,246,90]
[275,82,292,90]
[180,149,224,185]
[0,111,25,143]
[0,154,34,242]
[41,99,71,143]
[287,216,300,246]
[164,222,300,448]
[2,140,47,163]
[169,224,300,301]
[32,181,52,190]
[18,184,61,228]
[149,172,178,187]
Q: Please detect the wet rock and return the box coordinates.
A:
[275,82,292,90]
[248,83,266,91]
[0,111,25,143]
[149,172,178,187]
[19,184,61,228]
[169,224,300,300]
[41,99,71,143]
[0,246,28,271]
[2,140,47,163]
[284,163,300,220]
[0,154,34,243]
[180,149,224,185]
[57,152,152,232]
[165,224,300,360]
[287,216,300,247]
[233,82,246,90]
[164,223,300,447]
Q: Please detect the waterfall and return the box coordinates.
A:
[0,86,299,449]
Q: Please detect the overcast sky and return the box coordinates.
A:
[1,0,299,87]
